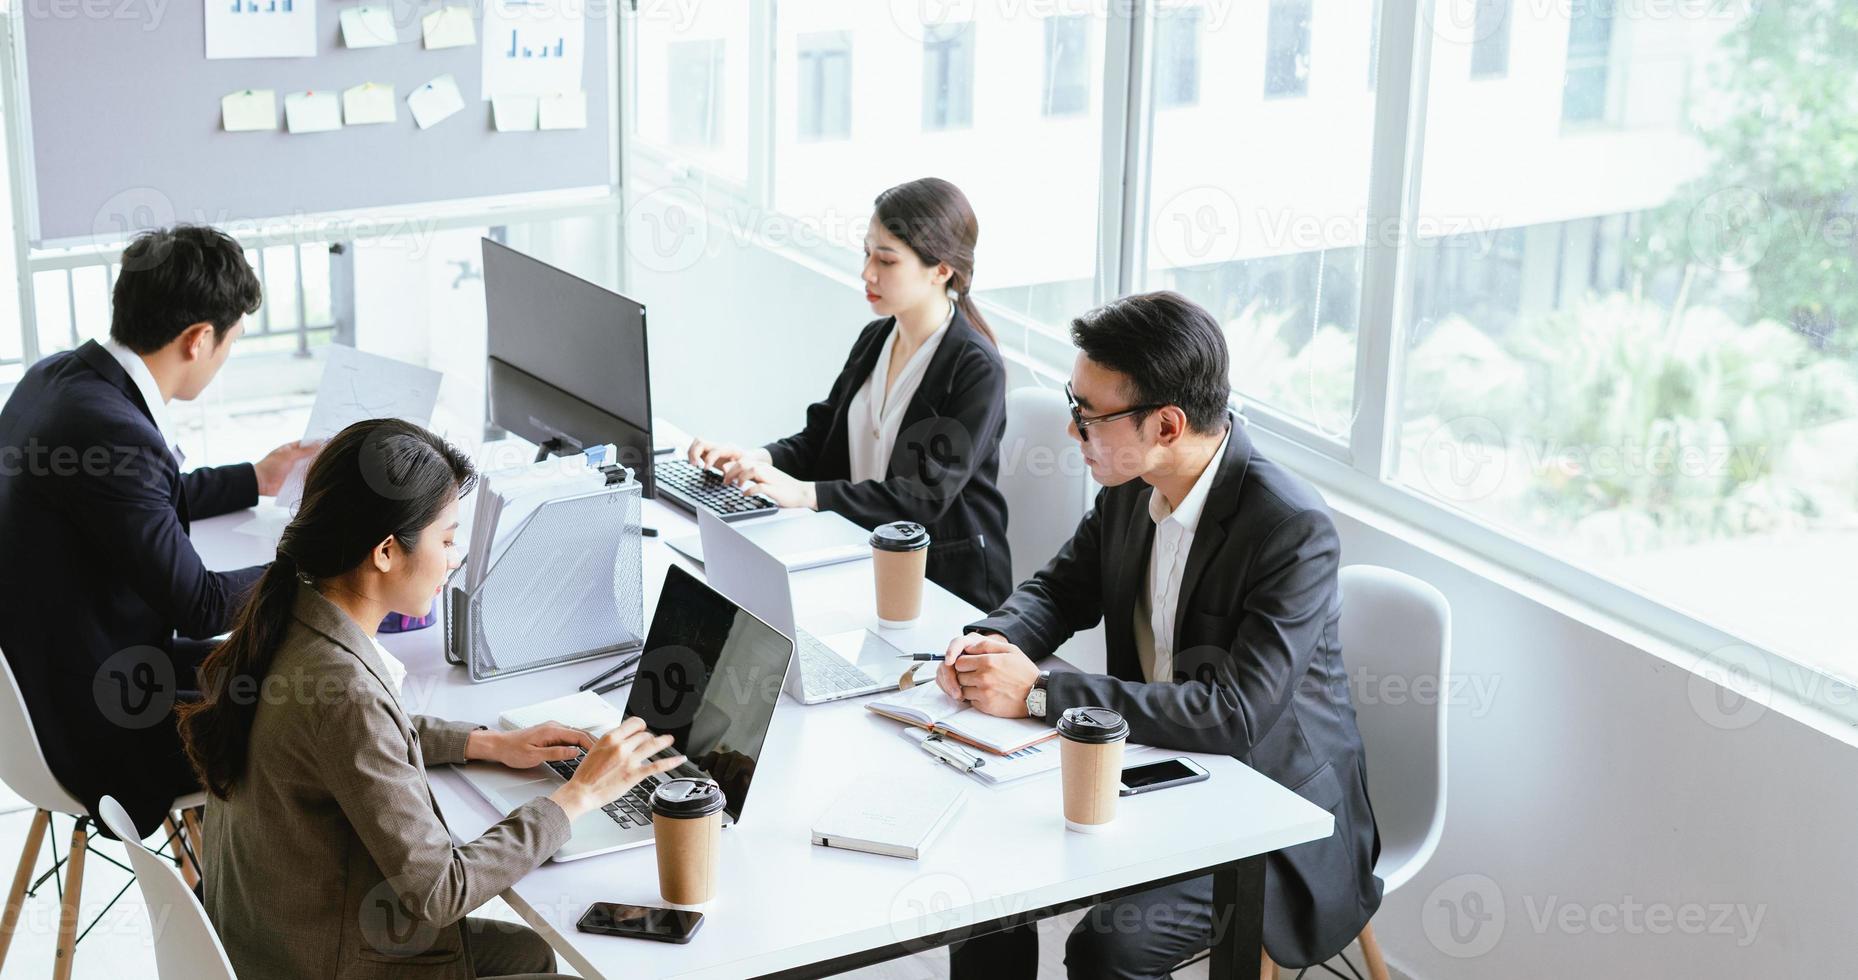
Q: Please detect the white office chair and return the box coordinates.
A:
[998,386,1087,584]
[1336,564,1452,980]
[0,649,205,980]
[96,796,236,980]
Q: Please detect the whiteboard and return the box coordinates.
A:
[12,0,614,247]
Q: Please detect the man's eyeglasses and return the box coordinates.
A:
[1065,383,1162,443]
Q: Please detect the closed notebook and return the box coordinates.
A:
[866,682,1056,755]
[810,772,966,860]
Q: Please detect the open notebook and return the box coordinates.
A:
[866,682,1056,755]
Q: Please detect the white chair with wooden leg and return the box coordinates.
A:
[1335,564,1452,980]
[96,796,236,980]
[0,649,204,979]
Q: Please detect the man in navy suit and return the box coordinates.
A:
[0,225,318,835]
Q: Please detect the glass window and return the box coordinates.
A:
[1153,7,1201,109]
[922,22,976,131]
[1561,0,1615,122]
[1140,0,1374,438]
[1042,15,1090,117]
[797,31,851,140]
[1470,0,1512,78]
[1264,0,1312,98]
[759,8,1110,358]
[667,40,724,147]
[1400,0,1858,680]
[626,4,749,184]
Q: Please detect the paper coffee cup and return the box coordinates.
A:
[651,778,725,906]
[870,522,930,629]
[1057,707,1130,834]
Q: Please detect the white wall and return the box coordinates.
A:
[1331,500,1854,978]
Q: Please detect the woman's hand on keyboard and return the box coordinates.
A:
[548,717,686,821]
[686,438,770,474]
[466,723,593,769]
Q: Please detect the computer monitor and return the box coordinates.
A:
[482,237,657,496]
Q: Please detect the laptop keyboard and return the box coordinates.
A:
[654,459,779,517]
[546,750,674,829]
[799,631,881,696]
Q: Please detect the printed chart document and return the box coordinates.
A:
[481,0,584,99]
[206,0,316,59]
[867,682,1056,755]
[273,346,442,511]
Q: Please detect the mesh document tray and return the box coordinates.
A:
[445,480,645,681]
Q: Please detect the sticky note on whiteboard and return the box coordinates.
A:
[422,6,476,49]
[283,91,342,133]
[339,5,398,48]
[492,95,538,132]
[343,83,397,125]
[407,74,466,129]
[221,89,278,132]
[538,90,586,130]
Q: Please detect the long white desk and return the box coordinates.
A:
[195,491,1333,979]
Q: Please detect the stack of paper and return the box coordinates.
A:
[465,455,609,591]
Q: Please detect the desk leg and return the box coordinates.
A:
[1208,855,1266,979]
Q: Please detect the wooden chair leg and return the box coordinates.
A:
[164,815,198,889]
[181,808,205,882]
[1261,946,1279,980]
[1358,920,1392,980]
[52,819,87,980]
[0,809,51,970]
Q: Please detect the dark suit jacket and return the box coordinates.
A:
[0,340,263,836]
[764,307,1012,611]
[969,414,1381,967]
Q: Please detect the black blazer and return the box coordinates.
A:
[969,414,1382,968]
[764,308,1011,612]
[0,341,263,836]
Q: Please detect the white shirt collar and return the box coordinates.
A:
[1148,425,1232,532]
[101,338,183,464]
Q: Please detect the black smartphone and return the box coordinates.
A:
[576,903,705,944]
[1118,757,1210,796]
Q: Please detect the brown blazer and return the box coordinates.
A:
[202,586,571,979]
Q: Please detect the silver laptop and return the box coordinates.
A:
[459,565,793,861]
[698,509,919,704]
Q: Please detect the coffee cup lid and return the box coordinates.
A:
[1057,706,1130,744]
[650,777,726,818]
[870,521,930,552]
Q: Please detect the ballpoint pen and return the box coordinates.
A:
[896,653,945,662]
[921,734,986,771]
[579,651,642,692]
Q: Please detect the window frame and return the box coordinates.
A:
[625,0,1858,731]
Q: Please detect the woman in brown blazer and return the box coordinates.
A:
[177,419,684,979]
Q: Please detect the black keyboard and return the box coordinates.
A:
[654,458,779,522]
[547,752,664,828]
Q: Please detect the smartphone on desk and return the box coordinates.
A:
[576,903,705,944]
[1118,757,1209,797]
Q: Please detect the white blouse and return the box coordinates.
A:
[367,634,409,698]
[845,305,954,484]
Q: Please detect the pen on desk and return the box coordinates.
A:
[579,651,642,692]
[592,669,637,696]
[896,653,945,662]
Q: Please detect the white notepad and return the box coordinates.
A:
[496,690,626,737]
[811,771,965,860]
[867,682,1056,755]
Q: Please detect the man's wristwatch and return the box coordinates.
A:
[1025,670,1051,719]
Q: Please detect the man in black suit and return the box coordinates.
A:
[938,292,1381,979]
[0,225,318,836]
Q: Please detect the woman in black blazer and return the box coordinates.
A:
[688,177,1011,612]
